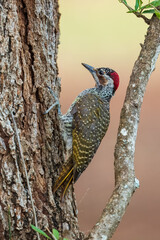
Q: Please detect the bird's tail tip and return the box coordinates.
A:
[53,157,74,199]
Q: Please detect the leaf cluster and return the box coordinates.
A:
[31,225,69,240]
[120,0,160,19]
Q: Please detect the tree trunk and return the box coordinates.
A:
[1,1,160,240]
[0,1,81,239]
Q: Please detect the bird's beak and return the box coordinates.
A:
[81,63,96,74]
[82,63,100,87]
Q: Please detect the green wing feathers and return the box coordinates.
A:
[53,93,110,199]
[71,94,110,182]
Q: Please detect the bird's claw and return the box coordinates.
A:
[43,86,61,115]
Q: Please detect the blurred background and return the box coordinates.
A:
[58,1,160,239]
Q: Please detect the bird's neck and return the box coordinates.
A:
[95,84,114,102]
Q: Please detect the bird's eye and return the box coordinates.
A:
[98,70,104,75]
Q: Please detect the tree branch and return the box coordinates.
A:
[85,14,160,240]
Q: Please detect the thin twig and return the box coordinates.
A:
[10,111,40,240]
[8,206,12,240]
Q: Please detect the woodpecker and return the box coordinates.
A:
[51,63,119,199]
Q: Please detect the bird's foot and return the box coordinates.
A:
[43,86,61,115]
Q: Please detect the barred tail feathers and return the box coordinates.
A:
[61,174,73,200]
[53,156,74,197]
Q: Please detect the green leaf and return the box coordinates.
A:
[149,0,160,7]
[31,224,52,240]
[127,10,137,13]
[155,10,160,18]
[63,238,69,240]
[135,0,143,10]
[140,0,160,10]
[119,0,127,4]
[53,229,59,240]
[142,9,155,13]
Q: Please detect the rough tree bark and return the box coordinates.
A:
[0,1,81,240]
[0,1,160,240]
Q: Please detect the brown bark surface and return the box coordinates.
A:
[0,1,81,239]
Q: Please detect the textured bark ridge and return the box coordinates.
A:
[0,1,81,239]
